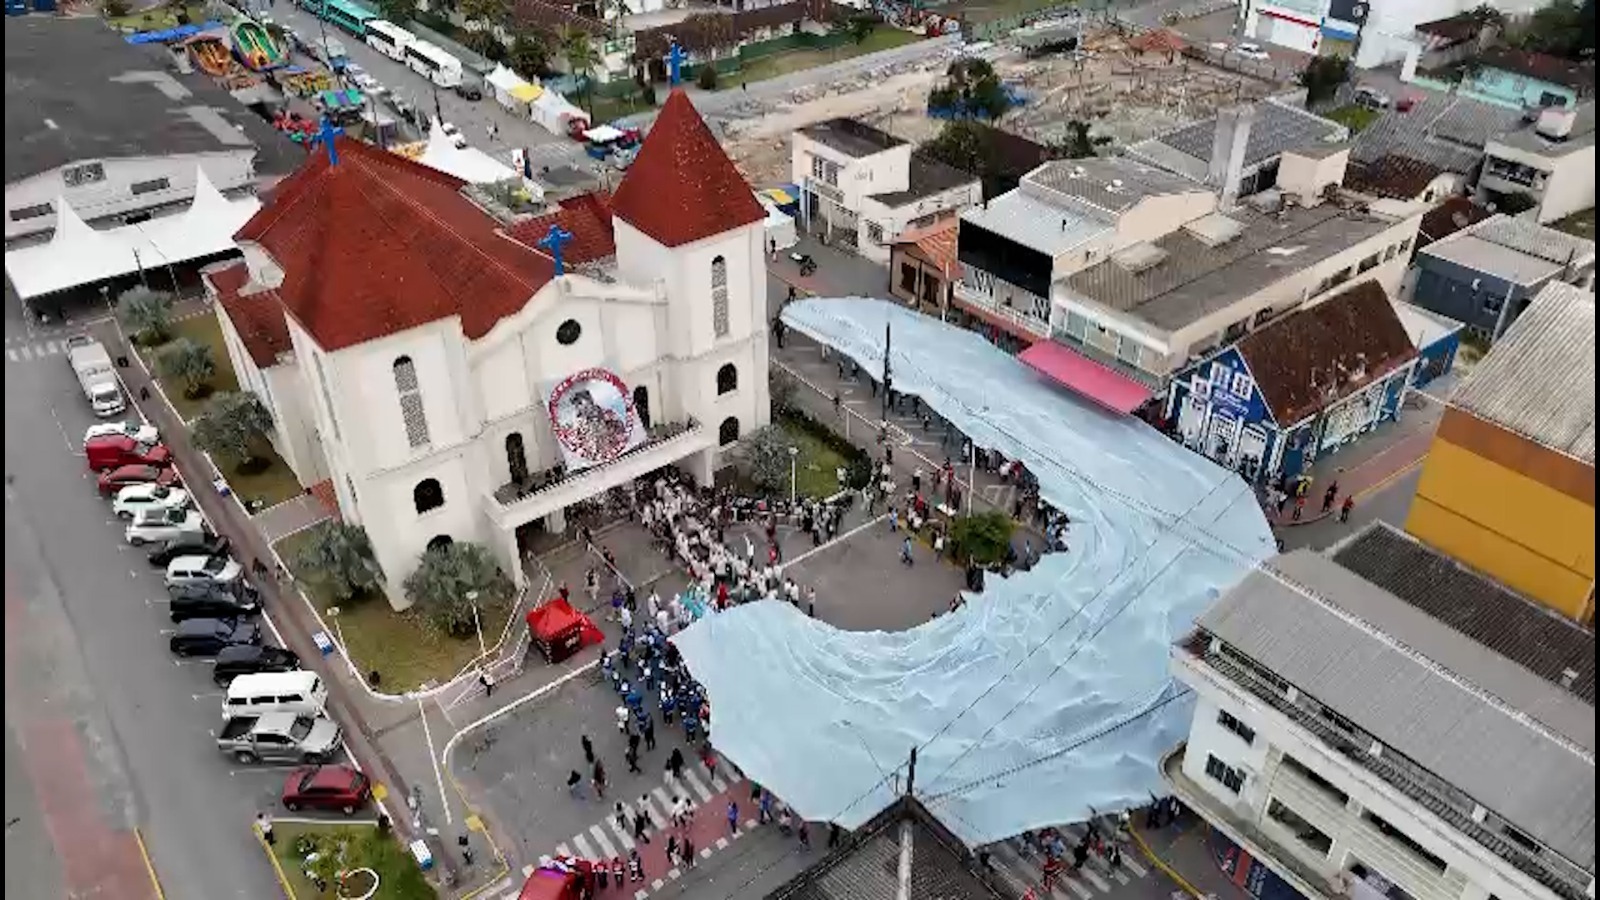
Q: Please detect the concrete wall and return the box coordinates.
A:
[1410,257,1535,338]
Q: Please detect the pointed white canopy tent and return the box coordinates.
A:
[4,168,262,301]
[485,64,543,113]
[416,118,527,188]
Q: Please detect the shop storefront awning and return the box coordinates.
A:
[1019,341,1153,414]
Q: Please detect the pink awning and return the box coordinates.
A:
[1019,341,1153,415]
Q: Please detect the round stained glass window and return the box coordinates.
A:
[556,319,582,345]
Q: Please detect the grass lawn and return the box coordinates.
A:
[776,419,851,499]
[140,312,242,422]
[1551,207,1595,240]
[271,822,435,900]
[1325,104,1381,133]
[275,531,515,693]
[220,449,306,511]
[734,27,922,85]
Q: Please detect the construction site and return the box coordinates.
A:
[714,23,1280,188]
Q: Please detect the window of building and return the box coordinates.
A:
[1116,335,1142,367]
[717,363,738,395]
[1501,826,1541,854]
[1204,754,1245,793]
[1384,244,1397,262]
[718,416,740,446]
[413,478,444,514]
[711,256,730,338]
[1217,709,1256,745]
[1399,237,1412,254]
[63,162,106,187]
[865,221,885,245]
[1281,754,1350,806]
[900,263,919,293]
[130,177,171,196]
[393,356,430,448]
[9,202,53,222]
[1357,253,1380,274]
[811,154,825,180]
[1230,371,1253,400]
[1482,294,1505,315]
[1268,799,1333,856]
[426,534,454,552]
[1363,811,1446,873]
[1062,311,1089,341]
[556,319,582,345]
[315,354,342,443]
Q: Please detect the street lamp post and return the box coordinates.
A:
[789,446,800,505]
[466,590,486,660]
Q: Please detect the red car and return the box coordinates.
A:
[97,464,181,497]
[281,764,370,815]
[85,435,172,472]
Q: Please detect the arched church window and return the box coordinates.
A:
[393,356,430,448]
[717,363,738,395]
[711,256,729,338]
[414,478,445,514]
[718,416,740,446]
[426,534,454,553]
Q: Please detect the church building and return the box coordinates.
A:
[212,91,772,604]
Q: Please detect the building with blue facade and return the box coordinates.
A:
[1165,280,1419,484]
[1391,300,1462,389]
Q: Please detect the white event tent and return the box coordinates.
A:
[418,119,523,186]
[4,168,262,302]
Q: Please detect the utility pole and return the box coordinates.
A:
[881,320,893,423]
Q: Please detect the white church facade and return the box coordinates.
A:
[212,91,771,605]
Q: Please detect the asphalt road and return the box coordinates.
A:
[1,301,349,899]
[266,3,589,171]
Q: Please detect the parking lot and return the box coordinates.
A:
[3,305,364,899]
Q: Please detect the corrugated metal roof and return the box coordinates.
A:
[1450,282,1596,463]
[959,190,1110,257]
[1420,213,1597,286]
[1148,98,1345,169]
[1199,551,1596,865]
[1024,156,1204,215]
[1350,93,1523,174]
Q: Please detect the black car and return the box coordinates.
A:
[212,645,301,686]
[169,618,262,656]
[169,583,261,623]
[148,534,230,567]
[454,80,482,101]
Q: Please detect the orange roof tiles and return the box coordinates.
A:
[208,262,292,368]
[611,90,764,248]
[234,136,554,352]
[508,192,617,265]
[895,219,959,280]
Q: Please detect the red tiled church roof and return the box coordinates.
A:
[508,192,617,265]
[611,90,764,248]
[208,261,292,368]
[234,137,554,352]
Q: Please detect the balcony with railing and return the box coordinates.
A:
[952,283,1052,339]
[1179,633,1593,900]
[486,419,712,528]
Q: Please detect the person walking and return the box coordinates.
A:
[900,536,914,567]
[667,747,685,780]
[727,800,740,836]
[256,811,275,845]
[567,769,585,799]
[628,848,645,882]
[625,744,641,774]
[828,823,841,849]
[758,789,773,825]
[797,821,811,851]
[615,802,629,833]
[681,835,696,868]
[1292,495,1306,521]
[582,734,595,765]
[1340,494,1355,523]
[628,731,641,758]
[889,506,899,532]
[1323,481,1339,514]
[632,808,652,844]
[666,834,679,866]
[592,759,607,798]
[643,716,657,752]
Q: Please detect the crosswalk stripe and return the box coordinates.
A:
[589,824,617,858]
[1109,865,1130,885]
[571,833,597,859]
[1120,850,1148,877]
[20,346,33,361]
[607,811,637,850]
[636,794,666,829]
[995,841,1092,900]
[555,843,571,858]
[706,766,728,793]
[1077,863,1110,891]
[681,768,714,802]
[5,349,16,362]
[987,843,1038,897]
[43,340,59,355]
[652,786,679,821]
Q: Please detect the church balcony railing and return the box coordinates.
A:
[487,418,713,524]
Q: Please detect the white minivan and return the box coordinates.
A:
[222,671,327,720]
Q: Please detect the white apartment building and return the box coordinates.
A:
[1165,523,1595,900]
[792,117,981,264]
[951,101,1424,412]
[1479,105,1597,227]
[215,92,771,602]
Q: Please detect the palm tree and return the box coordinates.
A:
[116,286,175,345]
[562,26,601,116]
[156,338,216,399]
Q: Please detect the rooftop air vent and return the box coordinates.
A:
[1185,213,1246,247]
[1561,668,1580,689]
[1112,241,1168,274]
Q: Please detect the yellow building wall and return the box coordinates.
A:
[1407,439,1596,619]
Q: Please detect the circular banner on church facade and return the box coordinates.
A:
[546,368,646,470]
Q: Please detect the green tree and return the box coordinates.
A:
[378,0,417,25]
[192,391,275,470]
[1491,191,1539,216]
[1507,0,1589,57]
[402,542,513,638]
[290,521,383,605]
[769,369,799,418]
[738,425,792,495]
[695,63,718,90]
[921,119,992,176]
[845,14,875,44]
[1049,119,1110,159]
[458,0,508,26]
[116,286,175,345]
[509,31,551,77]
[562,27,602,115]
[102,0,131,18]
[1296,54,1351,108]
[464,27,508,61]
[929,56,1011,119]
[156,337,216,399]
[949,511,1015,567]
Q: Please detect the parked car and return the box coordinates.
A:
[168,583,261,623]
[98,464,181,498]
[441,122,467,149]
[86,435,171,472]
[1235,42,1271,60]
[351,71,387,97]
[148,534,230,567]
[112,484,190,519]
[1354,86,1392,110]
[126,507,205,546]
[453,80,482,101]
[85,421,159,446]
[390,97,418,126]
[213,645,301,686]
[165,553,243,590]
[169,617,262,656]
[282,764,370,814]
[217,712,341,764]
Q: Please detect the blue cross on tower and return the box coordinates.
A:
[667,41,687,86]
[312,116,345,166]
[540,224,575,276]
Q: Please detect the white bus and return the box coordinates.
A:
[404,40,463,88]
[365,19,416,61]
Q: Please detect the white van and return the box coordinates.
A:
[223,671,327,720]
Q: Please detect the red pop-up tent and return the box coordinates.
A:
[526,598,604,664]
